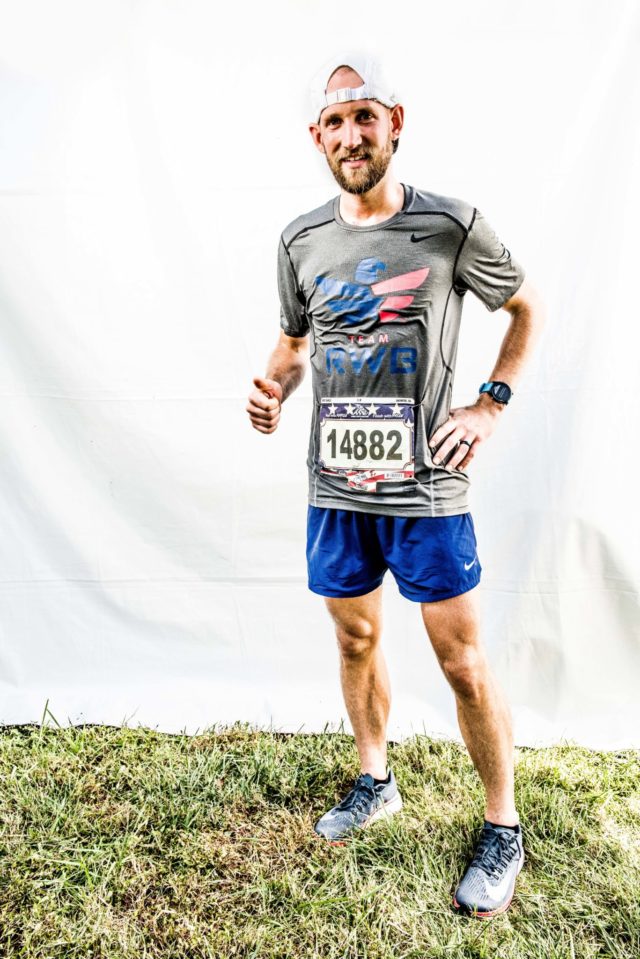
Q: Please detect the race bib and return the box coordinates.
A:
[319,396,415,493]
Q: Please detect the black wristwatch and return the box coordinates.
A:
[479,381,512,405]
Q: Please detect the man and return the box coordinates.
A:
[246,53,545,918]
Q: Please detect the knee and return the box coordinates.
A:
[335,618,378,660]
[441,650,487,703]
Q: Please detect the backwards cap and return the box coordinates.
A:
[309,53,399,123]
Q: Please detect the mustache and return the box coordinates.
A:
[340,152,371,163]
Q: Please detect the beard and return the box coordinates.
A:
[325,133,394,195]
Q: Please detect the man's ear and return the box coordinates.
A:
[308,123,325,154]
[390,104,404,140]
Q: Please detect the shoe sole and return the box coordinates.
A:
[452,889,514,919]
[452,854,524,919]
[316,793,404,846]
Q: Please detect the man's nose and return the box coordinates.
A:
[341,119,363,150]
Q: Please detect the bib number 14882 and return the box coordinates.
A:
[325,427,403,463]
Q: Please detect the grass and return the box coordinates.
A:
[0,712,638,958]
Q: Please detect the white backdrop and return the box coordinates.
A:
[1,0,639,747]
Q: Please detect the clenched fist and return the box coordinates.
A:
[246,377,284,434]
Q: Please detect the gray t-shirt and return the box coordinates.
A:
[278,184,525,516]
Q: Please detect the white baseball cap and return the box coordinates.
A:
[309,53,400,123]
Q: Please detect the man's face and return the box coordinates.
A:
[309,67,401,195]
[318,102,395,194]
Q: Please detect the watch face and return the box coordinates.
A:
[493,383,511,403]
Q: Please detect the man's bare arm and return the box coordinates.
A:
[429,277,546,470]
[246,330,310,434]
[478,277,546,401]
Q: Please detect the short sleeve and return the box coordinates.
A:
[277,237,310,337]
[454,210,525,312]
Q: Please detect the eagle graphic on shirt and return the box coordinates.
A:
[315,257,430,324]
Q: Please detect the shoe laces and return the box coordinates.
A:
[470,828,519,879]
[336,774,377,814]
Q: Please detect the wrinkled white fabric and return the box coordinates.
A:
[1,1,639,747]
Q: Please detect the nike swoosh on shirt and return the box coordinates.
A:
[464,558,477,571]
[410,231,446,243]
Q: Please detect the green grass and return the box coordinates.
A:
[1,713,638,958]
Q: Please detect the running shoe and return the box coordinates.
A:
[314,770,403,843]
[452,820,524,918]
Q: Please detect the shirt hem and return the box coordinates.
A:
[308,496,471,518]
[487,270,526,313]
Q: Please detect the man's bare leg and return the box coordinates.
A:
[323,585,389,780]
[420,588,518,826]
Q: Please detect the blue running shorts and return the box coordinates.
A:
[306,506,481,603]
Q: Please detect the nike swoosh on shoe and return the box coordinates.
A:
[482,867,516,901]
